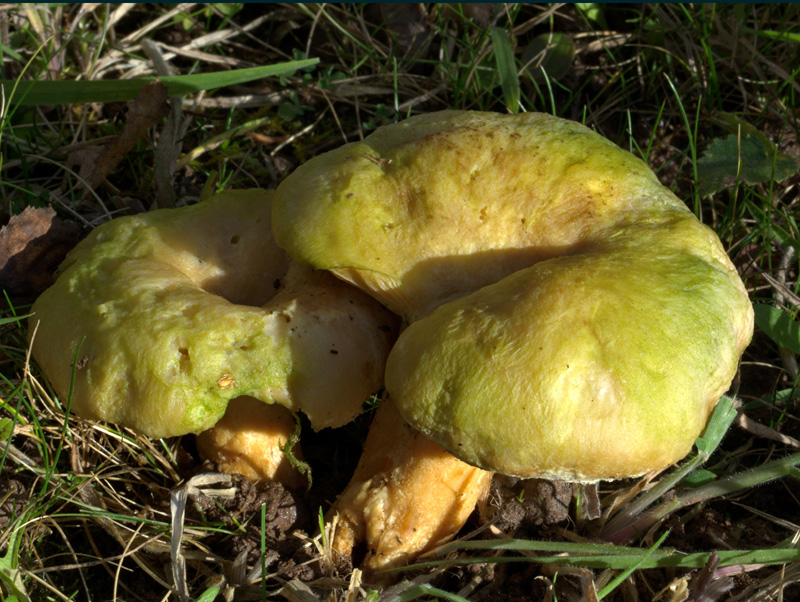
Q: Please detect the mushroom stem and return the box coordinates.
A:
[328,397,493,581]
[196,396,307,491]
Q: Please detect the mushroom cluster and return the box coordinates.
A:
[28,111,753,582]
[271,110,753,573]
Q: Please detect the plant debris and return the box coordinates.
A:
[0,206,81,302]
[71,81,169,193]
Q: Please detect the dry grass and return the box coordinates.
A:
[2,4,800,601]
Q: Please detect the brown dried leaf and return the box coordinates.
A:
[74,80,169,191]
[735,411,800,447]
[0,206,81,300]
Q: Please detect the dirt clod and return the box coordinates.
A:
[484,476,572,535]
[191,475,314,577]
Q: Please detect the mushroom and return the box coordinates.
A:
[195,396,307,490]
[272,111,753,571]
[28,189,398,488]
[385,232,752,481]
[327,397,492,578]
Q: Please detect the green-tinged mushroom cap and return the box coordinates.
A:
[272,110,753,481]
[273,111,698,321]
[386,214,753,481]
[28,189,397,438]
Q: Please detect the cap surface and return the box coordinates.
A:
[272,111,693,321]
[271,110,752,481]
[29,190,396,437]
[386,213,753,481]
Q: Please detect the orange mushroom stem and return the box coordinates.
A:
[328,397,493,581]
[196,396,307,491]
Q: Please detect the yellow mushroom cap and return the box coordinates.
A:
[273,111,698,321]
[386,214,752,481]
[271,111,753,481]
[28,189,397,438]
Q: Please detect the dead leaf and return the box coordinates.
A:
[73,80,169,191]
[247,132,289,145]
[0,206,81,300]
[579,482,602,520]
[152,97,185,209]
[735,411,800,447]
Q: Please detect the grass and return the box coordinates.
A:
[1,3,800,601]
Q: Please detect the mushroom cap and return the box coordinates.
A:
[273,111,696,321]
[386,213,753,481]
[28,190,397,438]
[271,111,753,481]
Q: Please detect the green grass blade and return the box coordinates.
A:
[394,544,800,573]
[665,73,701,215]
[194,587,220,602]
[490,27,520,113]
[436,538,647,556]
[677,451,800,506]
[0,42,22,62]
[0,314,31,326]
[392,584,471,602]
[0,525,29,601]
[740,27,800,44]
[597,531,670,599]
[602,449,800,546]
[693,395,739,456]
[1,59,318,106]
